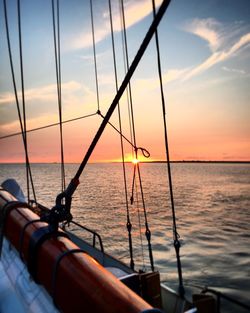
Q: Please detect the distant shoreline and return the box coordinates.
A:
[142,160,250,164]
[0,160,250,165]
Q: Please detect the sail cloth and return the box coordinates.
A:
[0,238,59,313]
[1,179,26,202]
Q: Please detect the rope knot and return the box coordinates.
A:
[130,195,134,205]
[145,229,151,241]
[174,239,181,252]
[127,221,132,232]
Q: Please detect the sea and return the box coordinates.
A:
[0,162,249,312]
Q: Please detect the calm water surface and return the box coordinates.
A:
[0,162,249,312]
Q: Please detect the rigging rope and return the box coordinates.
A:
[108,0,134,270]
[0,113,98,140]
[72,0,171,180]
[135,181,146,270]
[97,111,150,159]
[18,0,30,201]
[54,0,172,235]
[137,162,154,271]
[51,0,66,191]
[119,1,134,152]
[151,0,184,297]
[120,0,154,272]
[3,0,37,203]
[89,0,100,113]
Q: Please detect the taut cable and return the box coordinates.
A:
[152,0,184,297]
[108,0,134,270]
[3,0,37,203]
[51,0,66,191]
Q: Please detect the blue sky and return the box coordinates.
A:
[0,0,249,162]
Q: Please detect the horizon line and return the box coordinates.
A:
[0,160,250,165]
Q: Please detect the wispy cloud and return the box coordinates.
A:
[182,18,250,80]
[0,81,82,106]
[70,0,162,50]
[184,18,221,52]
[222,66,246,74]
[124,18,250,92]
[134,68,189,91]
[109,0,162,31]
[0,81,87,135]
[0,114,58,135]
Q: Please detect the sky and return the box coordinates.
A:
[0,0,249,163]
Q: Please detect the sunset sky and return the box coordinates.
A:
[0,0,249,163]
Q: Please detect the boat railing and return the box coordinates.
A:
[201,287,250,313]
[64,220,104,253]
[29,200,105,253]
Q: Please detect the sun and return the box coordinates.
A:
[132,158,139,165]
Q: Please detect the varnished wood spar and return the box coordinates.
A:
[0,188,16,206]
[0,189,153,313]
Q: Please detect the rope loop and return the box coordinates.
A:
[136,147,150,158]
